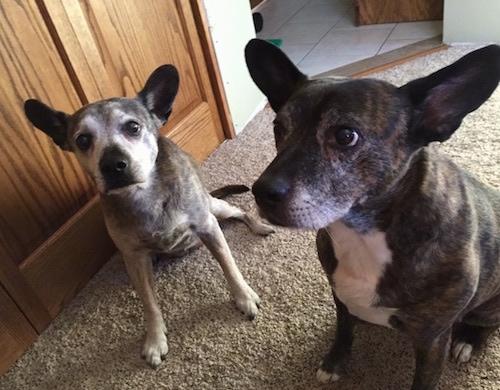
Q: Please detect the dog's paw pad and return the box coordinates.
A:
[451,341,473,364]
[142,332,169,368]
[316,367,340,383]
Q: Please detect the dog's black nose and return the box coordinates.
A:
[99,146,134,190]
[100,153,128,174]
[252,176,290,207]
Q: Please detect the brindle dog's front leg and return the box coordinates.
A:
[315,228,356,383]
[122,251,168,368]
[411,327,452,390]
[197,213,260,319]
[317,294,356,383]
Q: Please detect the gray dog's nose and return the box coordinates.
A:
[99,146,135,191]
[100,148,128,174]
[252,176,290,208]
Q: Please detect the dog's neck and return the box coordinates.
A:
[342,146,437,234]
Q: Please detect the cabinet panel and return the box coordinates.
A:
[355,0,444,25]
[45,0,225,161]
[0,0,95,266]
[0,284,38,376]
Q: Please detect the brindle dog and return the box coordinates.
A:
[24,64,274,368]
[245,39,500,390]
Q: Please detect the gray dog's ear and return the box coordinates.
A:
[245,39,307,112]
[24,99,70,150]
[400,44,500,146]
[137,64,180,124]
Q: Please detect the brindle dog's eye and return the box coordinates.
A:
[75,134,92,151]
[334,128,359,147]
[124,120,141,136]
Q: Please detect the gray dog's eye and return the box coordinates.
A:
[124,120,141,136]
[75,134,92,151]
[334,128,359,147]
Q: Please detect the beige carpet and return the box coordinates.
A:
[2,45,499,390]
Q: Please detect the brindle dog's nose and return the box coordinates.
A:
[252,176,290,208]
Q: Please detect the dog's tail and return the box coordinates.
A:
[210,185,250,199]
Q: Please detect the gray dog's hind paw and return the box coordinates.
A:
[246,216,276,236]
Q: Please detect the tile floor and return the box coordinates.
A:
[255,0,443,75]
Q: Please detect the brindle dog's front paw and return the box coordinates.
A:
[451,340,473,364]
[234,286,261,320]
[142,326,169,368]
[316,361,342,384]
[316,354,351,384]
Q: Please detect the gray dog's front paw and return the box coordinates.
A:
[142,325,169,368]
[234,286,261,320]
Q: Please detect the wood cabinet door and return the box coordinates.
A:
[0,0,227,334]
[44,0,226,163]
[0,0,95,329]
[0,284,38,376]
[355,0,444,25]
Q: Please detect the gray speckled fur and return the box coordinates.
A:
[24,64,274,369]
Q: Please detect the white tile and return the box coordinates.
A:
[333,6,396,30]
[308,0,353,6]
[378,39,423,54]
[288,2,350,24]
[257,0,309,35]
[298,53,370,76]
[311,27,393,56]
[280,44,315,64]
[273,21,334,45]
[259,0,309,17]
[258,14,293,35]
[389,21,443,40]
[256,0,442,73]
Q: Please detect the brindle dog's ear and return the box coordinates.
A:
[24,99,70,150]
[137,64,180,124]
[400,44,500,146]
[245,39,307,112]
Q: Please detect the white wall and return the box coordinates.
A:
[443,0,500,44]
[203,0,266,135]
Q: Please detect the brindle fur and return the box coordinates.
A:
[245,39,500,390]
[24,65,274,368]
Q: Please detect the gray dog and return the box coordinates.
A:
[246,39,500,390]
[24,64,274,368]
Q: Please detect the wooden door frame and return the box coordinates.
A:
[191,0,235,139]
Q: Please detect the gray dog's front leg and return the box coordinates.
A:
[122,252,168,367]
[197,213,261,320]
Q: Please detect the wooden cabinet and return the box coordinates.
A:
[0,0,228,375]
[355,0,444,25]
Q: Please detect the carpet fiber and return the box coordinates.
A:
[2,45,499,390]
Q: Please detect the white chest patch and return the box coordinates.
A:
[327,221,398,328]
